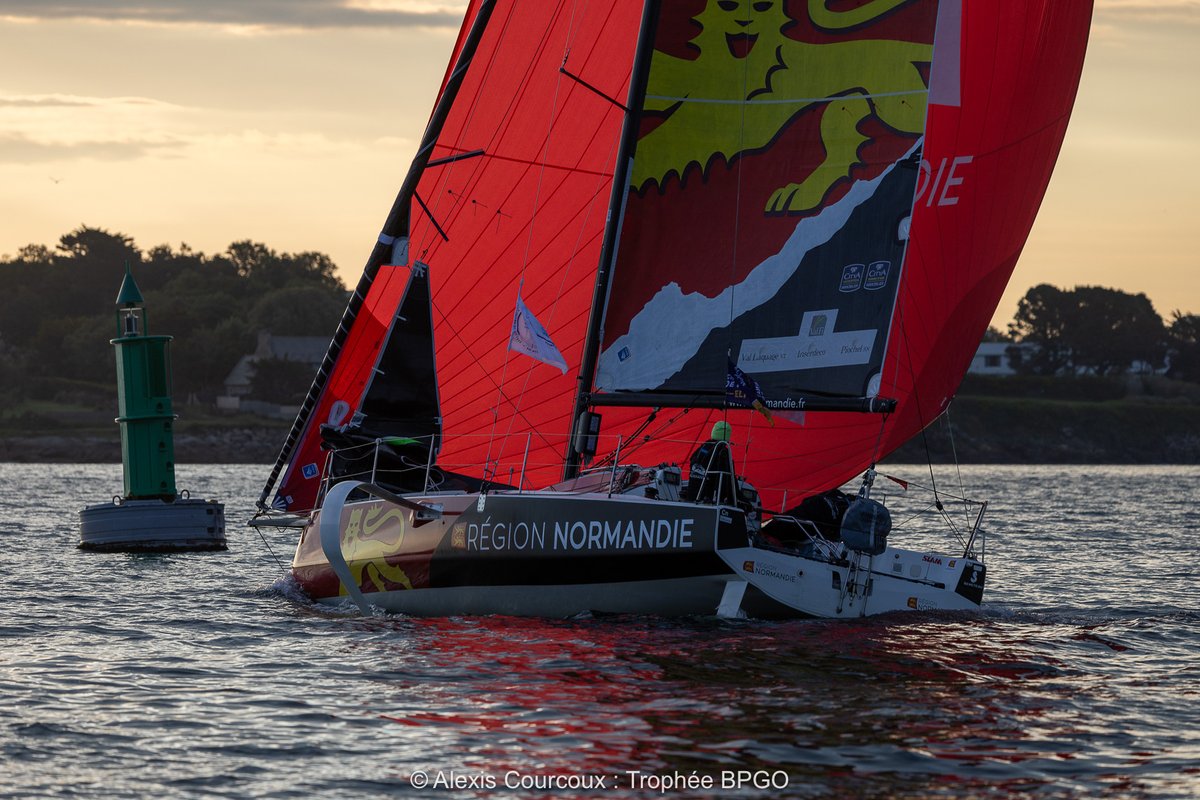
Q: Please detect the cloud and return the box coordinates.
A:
[1095,0,1200,23]
[0,94,404,169]
[0,0,467,30]
[0,133,173,164]
[0,97,94,108]
[0,94,193,164]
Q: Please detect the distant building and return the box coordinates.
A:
[968,341,1020,376]
[968,341,1165,377]
[217,332,326,416]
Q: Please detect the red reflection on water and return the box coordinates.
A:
[374,616,698,774]
[353,612,1174,799]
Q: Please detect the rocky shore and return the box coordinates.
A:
[883,396,1200,464]
[0,427,284,464]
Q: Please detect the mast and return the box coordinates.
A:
[563,0,661,481]
[259,0,498,510]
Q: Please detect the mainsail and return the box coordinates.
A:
[262,0,1093,514]
[264,1,643,511]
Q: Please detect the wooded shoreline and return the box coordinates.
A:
[3,394,1197,465]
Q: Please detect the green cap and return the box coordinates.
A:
[711,421,731,442]
[115,263,144,307]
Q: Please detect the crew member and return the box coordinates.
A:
[683,421,737,505]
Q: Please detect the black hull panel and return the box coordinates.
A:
[293,490,752,616]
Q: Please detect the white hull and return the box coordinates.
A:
[717,545,984,618]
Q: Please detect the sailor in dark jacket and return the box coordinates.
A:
[683,421,737,505]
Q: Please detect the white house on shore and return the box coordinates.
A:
[968,342,1020,376]
[967,341,1165,377]
[216,331,326,418]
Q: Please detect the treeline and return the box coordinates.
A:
[994,284,1199,382]
[0,227,349,409]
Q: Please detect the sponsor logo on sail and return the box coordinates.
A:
[864,261,891,290]
[840,264,864,293]
[915,155,974,207]
[739,309,876,373]
[301,463,319,480]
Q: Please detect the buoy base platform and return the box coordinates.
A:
[79,497,226,552]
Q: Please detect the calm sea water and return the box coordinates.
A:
[0,463,1197,799]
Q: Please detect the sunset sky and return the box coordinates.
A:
[1,1,1196,328]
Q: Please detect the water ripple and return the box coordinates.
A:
[0,464,1197,798]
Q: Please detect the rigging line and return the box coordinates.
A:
[606,404,694,465]
[528,85,623,316]
[600,407,696,470]
[537,99,624,334]
[433,0,569,225]
[881,178,917,441]
[417,33,590,282]
[897,309,942,510]
[561,0,589,58]
[879,477,973,505]
[943,403,974,532]
[482,289,520,479]
[564,0,660,480]
[485,9,573,466]
[937,505,968,550]
[721,3,757,448]
[889,500,945,532]
[870,410,891,467]
[249,518,289,573]
[589,409,658,469]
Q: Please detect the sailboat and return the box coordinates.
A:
[253,0,1093,618]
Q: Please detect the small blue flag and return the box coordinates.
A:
[726,360,774,426]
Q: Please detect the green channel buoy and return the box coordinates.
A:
[79,264,226,552]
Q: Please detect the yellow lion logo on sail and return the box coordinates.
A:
[634,0,933,214]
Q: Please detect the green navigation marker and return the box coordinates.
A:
[79,263,225,552]
[112,263,177,500]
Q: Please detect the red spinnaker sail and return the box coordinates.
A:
[772,0,1096,503]
[589,0,1094,508]
[268,0,1093,513]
